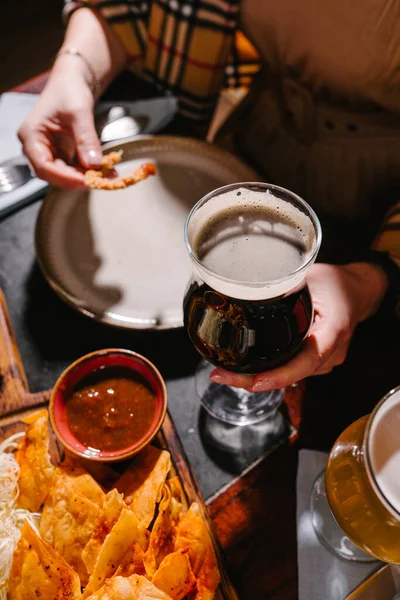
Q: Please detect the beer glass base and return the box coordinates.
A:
[195,360,284,426]
[199,408,290,464]
[310,470,377,563]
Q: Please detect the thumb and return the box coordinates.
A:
[70,109,102,169]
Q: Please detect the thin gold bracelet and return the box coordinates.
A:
[56,47,101,98]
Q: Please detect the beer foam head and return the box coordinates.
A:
[368,387,400,516]
[185,184,321,300]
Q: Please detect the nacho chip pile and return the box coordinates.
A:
[6,411,221,600]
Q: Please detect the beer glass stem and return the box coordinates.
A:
[310,470,377,563]
[236,388,251,412]
[195,360,286,427]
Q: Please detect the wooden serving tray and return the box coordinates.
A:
[0,289,238,600]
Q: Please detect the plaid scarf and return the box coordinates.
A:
[64,0,261,120]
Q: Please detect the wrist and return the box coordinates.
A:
[62,7,127,90]
[53,49,99,98]
[51,52,88,81]
[342,262,389,321]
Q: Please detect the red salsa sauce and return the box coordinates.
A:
[66,367,157,452]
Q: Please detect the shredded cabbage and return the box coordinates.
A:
[0,433,41,599]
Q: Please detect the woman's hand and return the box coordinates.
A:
[17,7,127,189]
[18,62,102,189]
[210,262,389,391]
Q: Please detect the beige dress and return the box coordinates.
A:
[227,0,400,222]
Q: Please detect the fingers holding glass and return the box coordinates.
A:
[209,296,352,391]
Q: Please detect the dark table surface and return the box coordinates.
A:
[0,195,263,500]
[1,71,400,599]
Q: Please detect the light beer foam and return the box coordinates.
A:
[188,187,317,300]
[369,388,400,516]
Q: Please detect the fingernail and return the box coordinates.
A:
[210,372,230,384]
[252,380,272,392]
[81,149,102,167]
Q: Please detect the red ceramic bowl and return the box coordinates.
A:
[50,348,167,462]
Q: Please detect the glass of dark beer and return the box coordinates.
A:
[183,182,321,426]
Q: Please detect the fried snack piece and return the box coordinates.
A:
[15,409,55,512]
[40,461,104,547]
[144,483,184,578]
[84,158,156,190]
[114,542,146,577]
[115,446,171,528]
[167,476,186,505]
[40,468,103,585]
[101,151,123,170]
[63,451,118,488]
[152,548,196,600]
[174,503,221,600]
[82,488,126,575]
[166,476,187,522]
[85,575,173,600]
[57,457,106,507]
[83,508,145,598]
[8,521,81,600]
[83,149,122,189]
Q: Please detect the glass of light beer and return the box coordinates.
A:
[311,385,400,563]
[183,182,321,426]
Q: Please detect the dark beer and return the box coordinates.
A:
[184,192,316,374]
[183,182,321,425]
[184,280,312,373]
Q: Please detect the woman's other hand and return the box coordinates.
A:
[210,262,389,390]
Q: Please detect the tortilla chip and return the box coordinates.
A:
[85,575,173,600]
[115,446,171,528]
[39,469,102,585]
[152,548,197,600]
[16,409,54,511]
[167,477,186,521]
[144,483,183,578]
[58,458,106,507]
[114,542,146,577]
[82,488,126,575]
[65,452,118,488]
[8,521,81,600]
[167,476,186,506]
[83,508,145,598]
[174,503,221,599]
